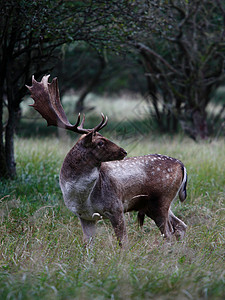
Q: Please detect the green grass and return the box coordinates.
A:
[0,134,224,300]
[1,93,225,299]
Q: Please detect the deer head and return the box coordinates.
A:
[26,75,127,165]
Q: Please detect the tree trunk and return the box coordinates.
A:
[192,109,208,140]
[5,108,17,178]
[0,145,7,178]
[0,89,8,178]
[75,56,106,113]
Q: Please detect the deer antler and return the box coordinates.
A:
[26,75,108,134]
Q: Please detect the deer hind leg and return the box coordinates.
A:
[153,215,174,239]
[169,210,187,240]
[146,202,174,239]
[137,211,145,228]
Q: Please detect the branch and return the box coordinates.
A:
[136,42,182,76]
[215,0,225,40]
[169,0,186,19]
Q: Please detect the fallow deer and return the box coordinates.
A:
[27,75,187,246]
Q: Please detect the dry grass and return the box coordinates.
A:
[0,135,224,299]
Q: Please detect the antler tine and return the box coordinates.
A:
[75,113,108,134]
[74,113,81,127]
[74,113,108,133]
[93,113,108,132]
[73,113,92,134]
[27,75,108,135]
[27,75,90,134]
[79,113,86,129]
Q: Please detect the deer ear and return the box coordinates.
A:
[83,131,94,147]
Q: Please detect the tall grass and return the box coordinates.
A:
[0,134,224,299]
[0,94,224,299]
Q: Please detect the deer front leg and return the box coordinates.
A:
[169,210,187,240]
[79,218,96,244]
[106,212,128,247]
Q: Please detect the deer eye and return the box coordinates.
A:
[97,141,104,147]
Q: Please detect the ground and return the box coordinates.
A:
[0,95,224,299]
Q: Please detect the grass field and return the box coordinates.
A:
[0,96,225,299]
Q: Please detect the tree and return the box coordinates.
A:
[0,0,139,178]
[52,42,147,114]
[52,43,107,113]
[132,0,225,139]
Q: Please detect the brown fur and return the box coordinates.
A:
[28,75,188,246]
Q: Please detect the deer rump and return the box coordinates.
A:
[101,153,187,238]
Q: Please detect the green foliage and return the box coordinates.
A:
[131,0,225,139]
[0,136,224,299]
[52,42,147,99]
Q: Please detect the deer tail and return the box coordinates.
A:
[179,166,187,202]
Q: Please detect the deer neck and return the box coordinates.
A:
[59,144,100,219]
[60,143,100,194]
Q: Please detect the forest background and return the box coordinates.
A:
[0,0,225,178]
[0,1,224,299]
